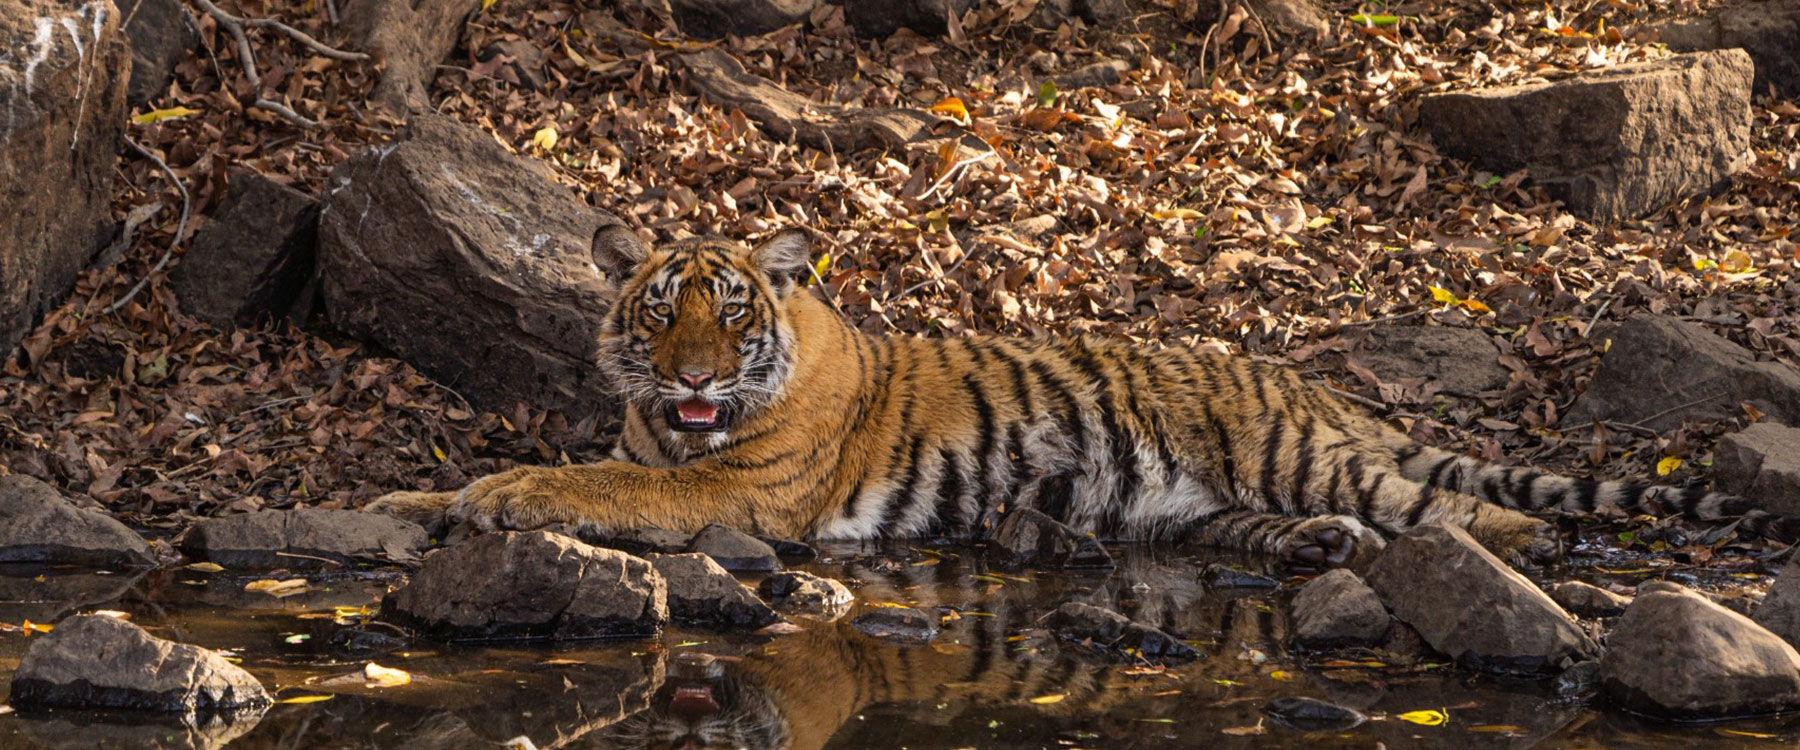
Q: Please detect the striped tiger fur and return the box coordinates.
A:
[366,227,1793,568]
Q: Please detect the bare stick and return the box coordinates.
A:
[108,138,191,316]
[192,0,367,61]
[188,0,365,129]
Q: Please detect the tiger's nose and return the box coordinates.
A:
[678,370,714,389]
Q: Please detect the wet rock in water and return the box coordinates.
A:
[1043,602,1199,661]
[686,523,782,572]
[170,171,320,329]
[1601,583,1800,719]
[1350,326,1509,397]
[1202,563,1279,589]
[646,553,781,629]
[759,536,818,561]
[1365,524,1598,674]
[1714,422,1800,518]
[318,115,623,424]
[119,0,200,108]
[0,0,130,354]
[758,571,854,617]
[382,530,667,641]
[1556,660,1602,701]
[669,0,817,38]
[0,475,152,567]
[596,527,693,556]
[1290,569,1390,650]
[341,0,479,111]
[988,508,1114,569]
[179,508,429,568]
[14,710,263,750]
[1418,50,1752,220]
[843,0,976,37]
[1753,554,1800,650]
[1566,315,1800,433]
[852,606,939,642]
[10,614,270,713]
[1264,696,1368,731]
[0,568,146,624]
[1548,581,1632,618]
[1660,0,1800,98]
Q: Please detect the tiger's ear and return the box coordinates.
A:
[750,228,812,297]
[591,224,649,282]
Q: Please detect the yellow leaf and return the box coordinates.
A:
[1720,249,1754,274]
[909,558,941,566]
[1268,670,1294,681]
[1029,693,1066,704]
[245,578,309,595]
[1152,208,1205,220]
[1657,456,1683,476]
[1716,728,1782,739]
[931,97,969,121]
[1429,287,1461,305]
[131,106,201,124]
[1460,298,1493,314]
[926,209,950,233]
[184,562,226,572]
[21,620,52,634]
[802,252,831,287]
[276,694,334,704]
[481,0,495,10]
[1305,215,1335,229]
[363,662,412,687]
[431,442,447,463]
[531,127,559,152]
[1398,709,1448,726]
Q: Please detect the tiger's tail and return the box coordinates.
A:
[1394,444,1796,540]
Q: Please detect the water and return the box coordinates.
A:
[0,540,1794,749]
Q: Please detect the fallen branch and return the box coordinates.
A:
[188,0,368,129]
[107,138,191,316]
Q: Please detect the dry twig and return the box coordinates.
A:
[107,138,191,316]
[188,0,368,129]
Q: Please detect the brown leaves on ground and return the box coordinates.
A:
[1,0,1797,523]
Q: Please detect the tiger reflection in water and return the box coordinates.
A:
[597,556,1276,750]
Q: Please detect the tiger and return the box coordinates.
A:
[365,226,1793,569]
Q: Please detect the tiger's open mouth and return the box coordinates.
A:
[667,398,730,432]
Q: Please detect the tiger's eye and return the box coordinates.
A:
[652,302,674,319]
[722,302,746,319]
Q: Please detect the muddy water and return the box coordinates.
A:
[0,540,1794,749]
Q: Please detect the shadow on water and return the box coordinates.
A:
[0,540,1797,748]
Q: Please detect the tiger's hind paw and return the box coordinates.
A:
[1285,516,1385,571]
[363,490,456,537]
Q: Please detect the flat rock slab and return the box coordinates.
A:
[10,614,270,713]
[1351,326,1509,396]
[757,570,853,618]
[685,523,781,572]
[1419,50,1753,219]
[179,508,429,568]
[382,530,667,641]
[1366,523,1598,674]
[646,553,781,629]
[987,507,1114,569]
[1566,315,1800,432]
[1714,421,1800,518]
[1043,602,1199,661]
[0,475,152,567]
[318,115,623,423]
[1603,583,1800,719]
[1661,0,1800,98]
[1753,553,1800,650]
[1290,569,1390,650]
[170,171,319,329]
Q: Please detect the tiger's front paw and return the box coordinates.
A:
[449,468,585,532]
[1285,516,1386,570]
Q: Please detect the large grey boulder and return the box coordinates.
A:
[318,115,623,423]
[685,523,781,572]
[1754,554,1800,650]
[1290,569,1390,650]
[0,0,130,353]
[1661,0,1800,98]
[179,507,430,568]
[1603,583,1800,719]
[170,172,320,329]
[10,614,270,713]
[0,475,153,567]
[1566,315,1800,431]
[382,530,667,641]
[1418,50,1753,220]
[1714,422,1800,518]
[1365,523,1598,674]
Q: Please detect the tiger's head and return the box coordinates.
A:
[591,226,813,446]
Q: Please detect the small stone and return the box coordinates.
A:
[686,524,782,572]
[1042,602,1199,661]
[381,531,667,641]
[1714,422,1800,518]
[477,39,548,92]
[597,527,693,556]
[988,508,1114,569]
[646,553,781,630]
[852,607,939,642]
[1753,554,1800,650]
[1054,59,1131,89]
[758,536,818,561]
[179,508,429,568]
[1548,581,1632,618]
[1365,523,1598,674]
[669,0,818,38]
[170,172,320,329]
[1566,315,1800,431]
[1264,696,1367,731]
[1601,583,1800,719]
[1555,660,1601,701]
[844,0,976,37]
[10,614,270,713]
[758,571,854,617]
[0,475,153,567]
[1350,326,1509,397]
[1202,563,1279,589]
[1290,569,1390,650]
